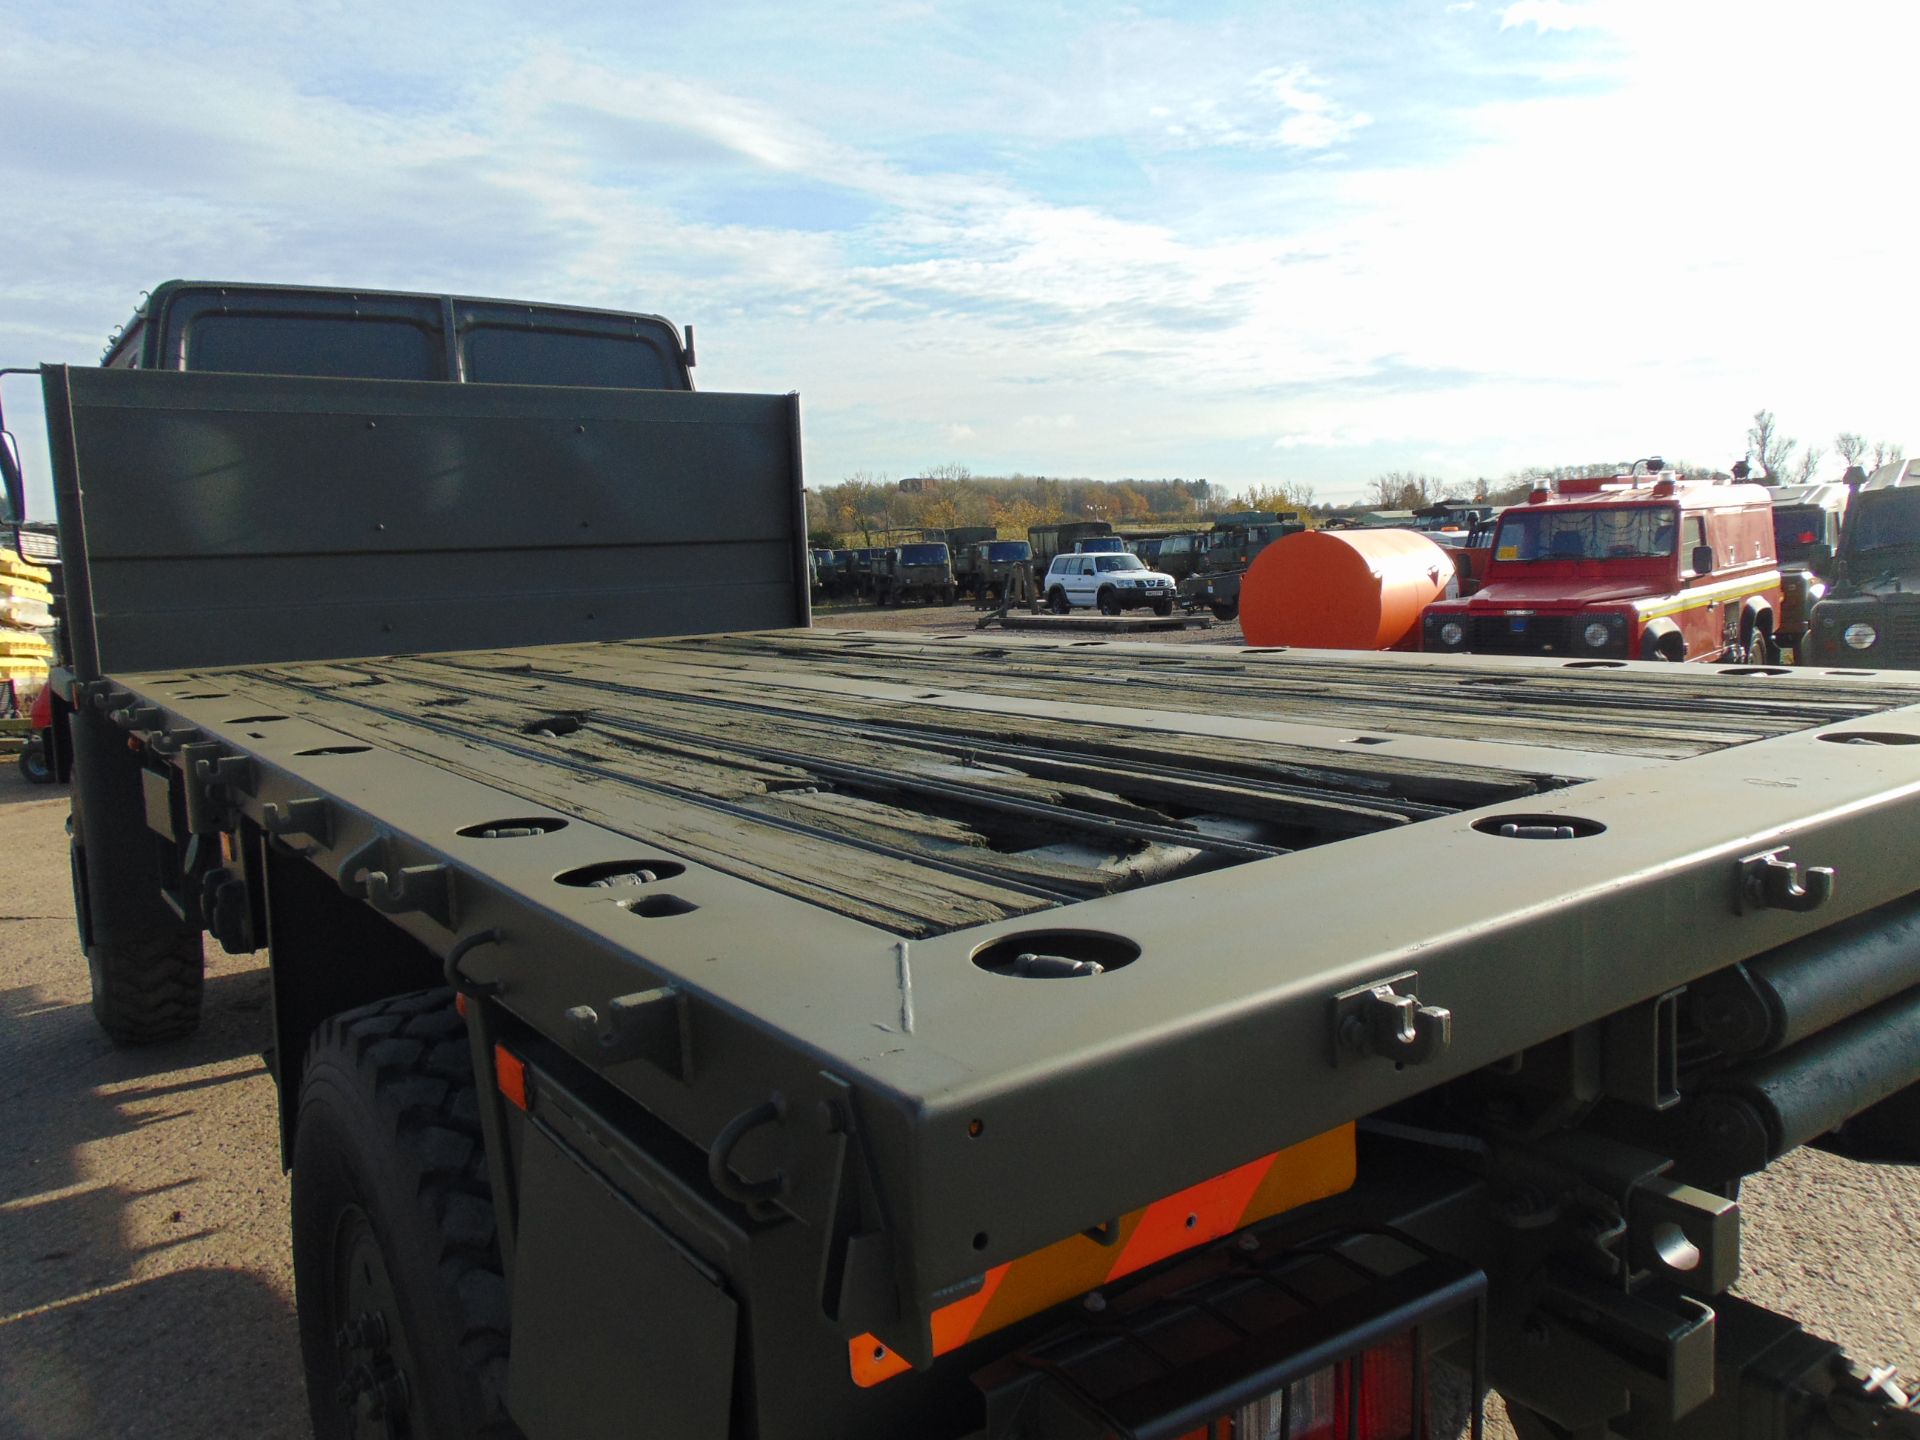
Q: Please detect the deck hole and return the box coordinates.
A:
[1822,670,1876,677]
[1818,731,1920,746]
[1719,666,1791,677]
[1341,736,1391,745]
[1472,813,1606,839]
[971,930,1139,978]
[294,744,372,757]
[973,1232,989,1251]
[457,816,568,839]
[556,859,688,888]
[1242,647,1289,654]
[624,894,699,918]
[1562,661,1627,669]
[521,712,585,738]
[178,691,230,700]
[968,1118,984,1138]
[1184,1213,1197,1229]
[227,714,287,723]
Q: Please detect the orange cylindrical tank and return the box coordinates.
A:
[1240,528,1455,649]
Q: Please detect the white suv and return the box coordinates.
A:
[1043,552,1179,616]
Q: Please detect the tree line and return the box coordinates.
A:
[811,415,1907,545]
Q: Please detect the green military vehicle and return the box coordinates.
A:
[1801,461,1919,669]
[959,538,1035,604]
[874,542,959,606]
[1178,518,1307,621]
[11,282,1920,1440]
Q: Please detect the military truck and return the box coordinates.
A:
[957,538,1034,603]
[1027,520,1113,566]
[1177,519,1307,621]
[12,284,1920,1440]
[1802,459,1920,669]
[874,542,958,606]
[1767,479,1851,655]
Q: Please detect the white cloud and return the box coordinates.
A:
[1499,0,1596,33]
[0,3,1915,508]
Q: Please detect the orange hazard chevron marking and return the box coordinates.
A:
[849,1123,1355,1387]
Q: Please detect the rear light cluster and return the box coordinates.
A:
[1182,1334,1421,1440]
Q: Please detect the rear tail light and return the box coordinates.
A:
[1182,1334,1422,1440]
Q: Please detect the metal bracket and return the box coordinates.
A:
[563,986,691,1079]
[263,796,334,846]
[1333,970,1453,1067]
[1738,847,1835,915]
[337,835,455,928]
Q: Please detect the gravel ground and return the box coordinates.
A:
[1,672,1915,1437]
[813,594,1250,645]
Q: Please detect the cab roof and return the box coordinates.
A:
[1521,476,1773,511]
[1861,460,1920,492]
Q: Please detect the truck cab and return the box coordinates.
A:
[1421,470,1783,663]
[959,538,1033,602]
[1802,459,1920,668]
[1767,478,1851,652]
[873,541,957,606]
[101,279,694,388]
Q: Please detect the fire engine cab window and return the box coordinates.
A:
[1493,505,1678,562]
[1682,516,1709,571]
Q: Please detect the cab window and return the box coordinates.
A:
[1682,515,1709,574]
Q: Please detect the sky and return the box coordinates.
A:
[0,0,1914,508]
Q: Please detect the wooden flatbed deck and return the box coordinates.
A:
[144,630,1920,937]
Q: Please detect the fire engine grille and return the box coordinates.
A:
[1468,615,1575,656]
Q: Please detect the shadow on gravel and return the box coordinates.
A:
[0,952,297,1437]
[0,1266,305,1440]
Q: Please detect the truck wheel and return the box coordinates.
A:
[1745,622,1779,665]
[1048,588,1071,615]
[1097,587,1122,616]
[1210,600,1239,622]
[18,742,53,784]
[1152,597,1174,617]
[943,585,958,606]
[84,904,205,1047]
[293,989,517,1440]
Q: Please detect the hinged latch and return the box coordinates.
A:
[1333,970,1452,1067]
[1737,846,1835,915]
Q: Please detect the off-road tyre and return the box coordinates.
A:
[293,989,518,1440]
[1097,587,1122,616]
[943,585,958,606]
[1210,600,1239,622]
[1048,587,1071,615]
[1745,620,1779,665]
[1151,597,1174,617]
[86,931,206,1046]
[18,742,53,784]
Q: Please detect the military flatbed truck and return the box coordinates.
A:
[10,291,1920,1440]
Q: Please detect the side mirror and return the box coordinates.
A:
[1691,543,1715,576]
[0,429,23,527]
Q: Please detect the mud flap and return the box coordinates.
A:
[509,1121,739,1439]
